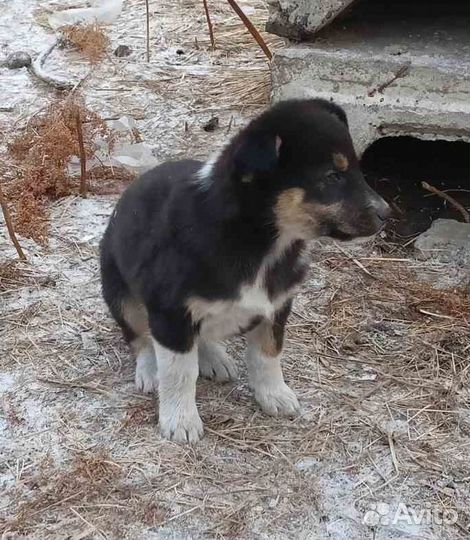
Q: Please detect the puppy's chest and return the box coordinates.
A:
[189,284,284,340]
[188,241,308,340]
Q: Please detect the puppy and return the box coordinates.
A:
[100,99,391,443]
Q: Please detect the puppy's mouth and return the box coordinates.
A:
[326,220,385,241]
[327,225,355,241]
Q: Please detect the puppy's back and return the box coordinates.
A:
[101,159,202,278]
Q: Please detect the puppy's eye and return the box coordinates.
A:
[325,171,341,183]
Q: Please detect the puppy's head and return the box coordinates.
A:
[229,99,391,241]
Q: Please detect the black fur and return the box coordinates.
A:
[272,299,293,354]
[100,235,136,344]
[265,240,307,300]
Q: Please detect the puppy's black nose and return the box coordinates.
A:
[377,201,392,221]
[369,194,392,221]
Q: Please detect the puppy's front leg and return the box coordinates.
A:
[245,301,299,417]
[149,309,203,443]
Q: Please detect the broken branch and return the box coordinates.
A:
[145,0,150,62]
[75,109,88,196]
[368,63,410,97]
[0,182,27,260]
[422,181,469,223]
[202,0,215,50]
[226,0,272,60]
[29,38,74,90]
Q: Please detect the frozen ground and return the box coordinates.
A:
[1,1,469,539]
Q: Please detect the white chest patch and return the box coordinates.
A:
[187,233,302,341]
[187,283,277,341]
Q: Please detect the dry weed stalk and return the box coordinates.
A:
[202,0,215,50]
[61,23,109,64]
[145,0,151,62]
[226,0,272,60]
[0,182,26,260]
[8,98,110,244]
[422,181,470,223]
[75,108,87,196]
[193,0,278,57]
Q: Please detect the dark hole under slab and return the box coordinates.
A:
[360,136,470,240]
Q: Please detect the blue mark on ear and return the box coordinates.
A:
[234,132,280,174]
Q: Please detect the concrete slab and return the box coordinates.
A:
[414,219,470,266]
[270,1,470,154]
[266,0,355,39]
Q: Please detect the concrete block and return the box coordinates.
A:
[414,219,470,266]
[266,0,354,39]
[270,3,470,154]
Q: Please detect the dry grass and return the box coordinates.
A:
[61,23,109,64]
[6,99,130,244]
[138,0,283,113]
[0,260,56,292]
[8,99,108,197]
[143,66,271,111]
[181,0,283,55]
[3,451,126,535]
[88,165,136,195]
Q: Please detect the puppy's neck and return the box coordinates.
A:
[194,154,308,253]
[194,152,221,191]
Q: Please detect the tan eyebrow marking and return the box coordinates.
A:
[332,152,349,171]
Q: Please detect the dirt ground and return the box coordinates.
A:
[1,2,469,539]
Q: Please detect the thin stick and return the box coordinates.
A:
[202,0,215,50]
[422,181,469,223]
[29,38,74,90]
[145,0,150,62]
[226,0,272,60]
[388,433,400,474]
[333,241,375,278]
[75,109,87,196]
[368,63,410,97]
[157,505,200,526]
[0,182,27,260]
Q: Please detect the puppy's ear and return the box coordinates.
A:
[233,131,281,177]
[316,100,348,127]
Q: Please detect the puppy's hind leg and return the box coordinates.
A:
[122,299,158,394]
[198,341,238,382]
[100,245,157,392]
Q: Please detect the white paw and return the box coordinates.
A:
[159,405,204,443]
[255,382,300,417]
[198,342,238,382]
[135,349,158,394]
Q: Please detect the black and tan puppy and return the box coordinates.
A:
[100,99,390,443]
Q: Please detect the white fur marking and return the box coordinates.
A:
[188,285,273,340]
[152,339,203,443]
[135,342,158,393]
[198,341,237,382]
[193,150,221,190]
[245,325,299,416]
[187,231,301,341]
